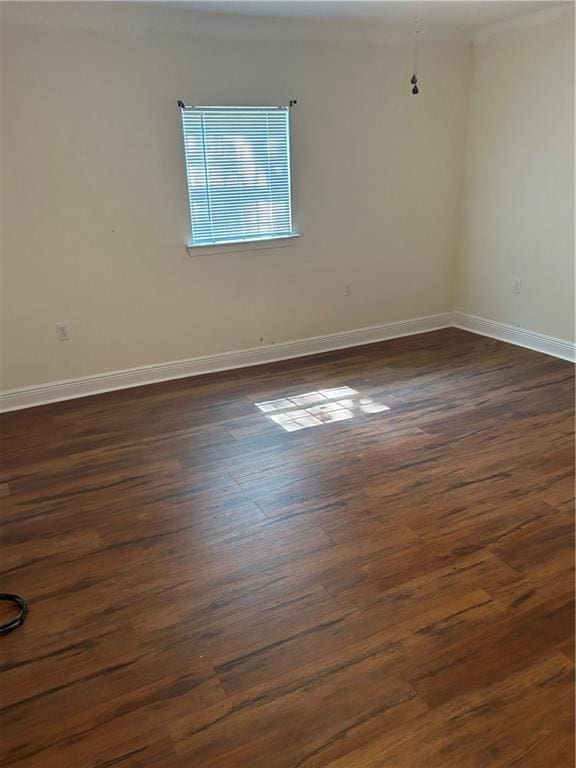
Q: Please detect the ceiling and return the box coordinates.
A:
[174,1,569,29]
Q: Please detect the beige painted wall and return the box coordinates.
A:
[0,3,470,390]
[456,8,575,341]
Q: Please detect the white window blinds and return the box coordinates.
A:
[181,106,296,247]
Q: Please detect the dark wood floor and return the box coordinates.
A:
[0,328,574,767]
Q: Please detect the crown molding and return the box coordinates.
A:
[1,2,470,44]
[474,2,573,45]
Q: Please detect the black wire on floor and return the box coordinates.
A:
[0,593,29,636]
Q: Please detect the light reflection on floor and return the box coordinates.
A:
[254,386,390,432]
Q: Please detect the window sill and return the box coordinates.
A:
[186,233,299,257]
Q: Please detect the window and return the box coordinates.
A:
[180,106,296,247]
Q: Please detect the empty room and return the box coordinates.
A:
[0,0,574,765]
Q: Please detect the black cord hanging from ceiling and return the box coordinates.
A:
[411,14,421,95]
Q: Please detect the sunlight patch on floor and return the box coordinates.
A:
[254,387,390,432]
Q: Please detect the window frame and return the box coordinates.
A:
[180,104,299,251]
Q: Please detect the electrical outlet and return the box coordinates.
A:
[344,283,352,296]
[512,279,522,294]
[56,322,70,341]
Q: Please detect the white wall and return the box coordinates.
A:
[456,7,575,341]
[0,3,470,391]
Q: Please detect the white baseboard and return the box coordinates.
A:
[0,313,452,412]
[453,312,576,363]
[3,312,572,412]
